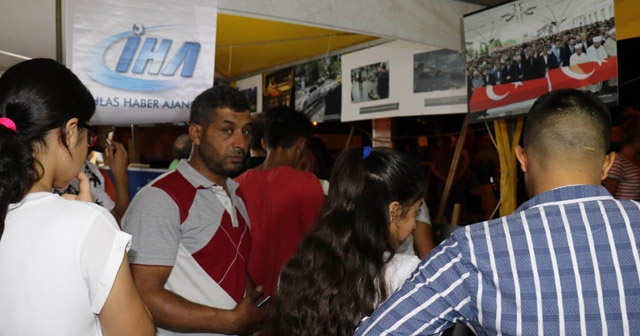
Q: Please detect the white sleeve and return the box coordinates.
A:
[79,208,131,314]
[415,200,431,225]
[384,253,421,295]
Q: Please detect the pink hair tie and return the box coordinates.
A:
[0,117,17,131]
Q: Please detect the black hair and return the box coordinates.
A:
[172,133,192,160]
[265,147,426,336]
[189,84,250,126]
[263,105,312,149]
[0,58,95,237]
[249,112,265,151]
[524,89,611,161]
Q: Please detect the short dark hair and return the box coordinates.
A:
[524,89,611,162]
[263,105,312,149]
[249,112,265,151]
[189,85,250,126]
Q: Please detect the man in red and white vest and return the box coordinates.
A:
[123,85,265,336]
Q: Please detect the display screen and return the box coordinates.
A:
[463,0,617,123]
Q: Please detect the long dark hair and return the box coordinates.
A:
[0,58,95,237]
[265,146,425,335]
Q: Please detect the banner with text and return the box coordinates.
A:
[65,0,217,125]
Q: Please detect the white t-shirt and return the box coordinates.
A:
[0,192,130,335]
[383,252,421,296]
[56,160,116,211]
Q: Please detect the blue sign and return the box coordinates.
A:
[85,24,201,92]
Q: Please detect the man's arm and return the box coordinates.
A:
[131,264,265,335]
[413,201,436,259]
[104,141,130,225]
[355,235,471,335]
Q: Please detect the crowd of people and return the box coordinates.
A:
[468,18,617,94]
[1,57,640,336]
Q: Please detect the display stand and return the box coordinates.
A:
[492,117,524,217]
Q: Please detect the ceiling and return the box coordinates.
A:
[1,0,506,78]
[215,14,379,79]
[215,0,508,80]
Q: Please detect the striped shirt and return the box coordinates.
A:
[355,184,640,336]
[607,153,640,200]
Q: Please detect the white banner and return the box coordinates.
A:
[65,0,217,125]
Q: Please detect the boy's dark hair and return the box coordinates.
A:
[263,105,312,149]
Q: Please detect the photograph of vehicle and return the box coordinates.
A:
[295,84,320,112]
[414,49,466,93]
[293,55,342,122]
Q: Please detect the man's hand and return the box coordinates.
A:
[61,171,93,202]
[103,141,129,178]
[232,286,266,335]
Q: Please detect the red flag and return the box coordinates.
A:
[547,56,617,90]
[469,56,617,113]
[469,78,548,112]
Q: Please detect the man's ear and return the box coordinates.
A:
[189,123,202,146]
[65,118,80,148]
[515,145,528,173]
[261,137,268,152]
[600,151,616,181]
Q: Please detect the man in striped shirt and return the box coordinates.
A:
[355,89,640,335]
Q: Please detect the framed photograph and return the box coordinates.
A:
[350,61,390,103]
[464,0,617,123]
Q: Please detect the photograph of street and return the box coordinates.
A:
[350,61,390,103]
[293,55,342,122]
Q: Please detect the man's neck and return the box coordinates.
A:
[259,147,297,170]
[187,158,228,188]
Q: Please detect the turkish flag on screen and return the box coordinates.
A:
[469,56,617,113]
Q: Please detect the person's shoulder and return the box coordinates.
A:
[38,194,118,231]
[390,251,421,266]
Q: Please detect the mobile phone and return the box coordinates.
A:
[106,131,114,146]
[257,295,271,307]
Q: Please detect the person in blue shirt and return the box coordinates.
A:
[356,88,640,335]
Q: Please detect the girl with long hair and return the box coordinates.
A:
[0,58,154,335]
[265,146,426,335]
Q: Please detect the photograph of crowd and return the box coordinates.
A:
[464,0,617,118]
[350,61,390,103]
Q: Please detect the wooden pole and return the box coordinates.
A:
[435,115,469,223]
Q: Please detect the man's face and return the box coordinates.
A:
[196,107,251,176]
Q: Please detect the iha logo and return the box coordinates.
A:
[85,23,201,91]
